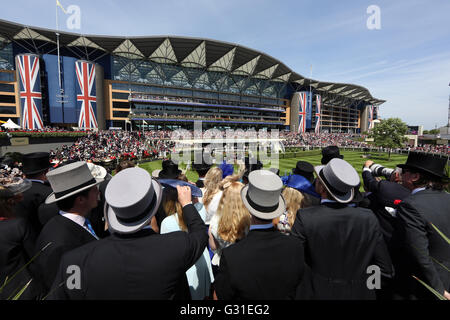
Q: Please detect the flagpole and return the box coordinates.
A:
[55,1,65,123]
[309,64,312,134]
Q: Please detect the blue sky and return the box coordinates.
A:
[1,0,449,129]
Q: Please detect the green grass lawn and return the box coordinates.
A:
[138,151,408,188]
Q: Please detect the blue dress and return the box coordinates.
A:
[160,203,214,300]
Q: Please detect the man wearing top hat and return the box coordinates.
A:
[158,159,182,179]
[291,158,394,300]
[321,145,343,165]
[15,152,53,235]
[33,161,103,295]
[49,167,208,299]
[214,170,305,300]
[394,152,450,300]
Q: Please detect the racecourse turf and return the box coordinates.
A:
[138,150,408,188]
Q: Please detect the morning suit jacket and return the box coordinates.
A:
[291,202,394,300]
[0,218,40,299]
[214,227,305,300]
[34,215,97,293]
[48,204,207,299]
[396,189,450,299]
[362,170,410,246]
[14,180,52,236]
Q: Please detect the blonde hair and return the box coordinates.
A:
[203,167,223,208]
[281,187,306,227]
[216,178,251,243]
[162,188,186,231]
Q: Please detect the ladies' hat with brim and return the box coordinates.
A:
[397,151,449,180]
[86,162,107,179]
[0,177,32,197]
[105,167,162,234]
[158,179,203,198]
[22,152,51,175]
[314,158,360,204]
[45,161,104,204]
[282,174,320,198]
[241,170,286,220]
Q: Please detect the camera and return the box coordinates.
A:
[370,163,394,180]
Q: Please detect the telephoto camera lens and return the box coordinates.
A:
[370,163,394,180]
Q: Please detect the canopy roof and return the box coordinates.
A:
[0,19,385,105]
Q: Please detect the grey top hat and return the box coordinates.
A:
[104,167,162,234]
[45,161,104,204]
[314,158,360,204]
[241,170,286,220]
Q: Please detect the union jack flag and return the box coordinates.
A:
[298,92,308,133]
[17,55,44,129]
[75,61,98,129]
[368,105,375,129]
[315,95,321,133]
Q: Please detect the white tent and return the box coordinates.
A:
[1,119,21,129]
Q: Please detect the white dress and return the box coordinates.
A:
[204,190,223,225]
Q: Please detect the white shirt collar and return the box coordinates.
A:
[29,179,45,184]
[59,210,86,228]
[412,187,426,195]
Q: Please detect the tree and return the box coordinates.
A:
[369,118,408,160]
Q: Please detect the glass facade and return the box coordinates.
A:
[111,56,287,100]
[0,43,14,71]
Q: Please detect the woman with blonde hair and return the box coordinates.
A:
[275,174,319,234]
[208,175,251,268]
[202,167,223,224]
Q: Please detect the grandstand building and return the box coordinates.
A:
[0,19,384,133]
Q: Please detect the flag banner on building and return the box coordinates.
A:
[368,105,375,129]
[315,94,321,133]
[298,92,311,133]
[75,60,98,129]
[16,54,44,129]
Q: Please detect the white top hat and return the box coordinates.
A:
[241,169,286,220]
[314,158,360,204]
[104,167,162,234]
[45,161,104,204]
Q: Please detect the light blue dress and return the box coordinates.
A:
[160,202,214,300]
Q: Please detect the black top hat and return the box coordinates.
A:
[22,152,51,176]
[243,157,263,179]
[293,161,314,181]
[397,152,449,180]
[321,146,343,165]
[192,161,212,176]
[158,160,182,179]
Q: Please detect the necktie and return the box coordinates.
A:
[84,218,99,240]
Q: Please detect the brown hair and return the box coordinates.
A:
[162,187,186,231]
[115,160,135,174]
